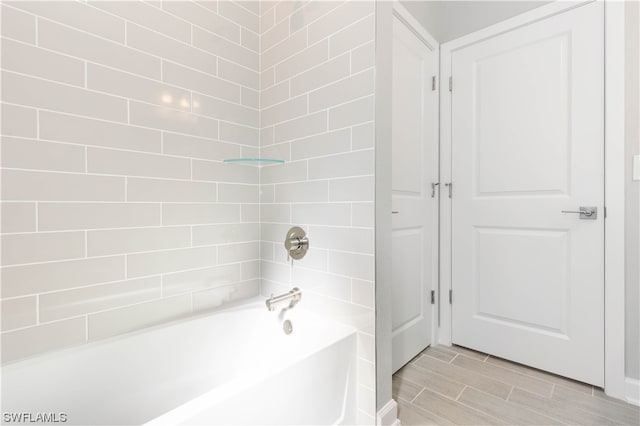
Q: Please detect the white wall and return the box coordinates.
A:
[400,0,551,42]
[257,1,377,422]
[1,0,261,363]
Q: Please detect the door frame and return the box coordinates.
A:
[438,0,627,399]
[391,1,441,354]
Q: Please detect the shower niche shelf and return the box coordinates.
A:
[223,158,285,166]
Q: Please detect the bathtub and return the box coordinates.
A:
[1,297,357,425]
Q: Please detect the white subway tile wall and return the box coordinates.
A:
[1,0,261,362]
[258,1,375,422]
[1,0,376,421]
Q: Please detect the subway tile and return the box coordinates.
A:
[219,121,259,146]
[126,22,216,75]
[290,128,350,160]
[192,26,258,71]
[39,277,161,323]
[88,226,191,257]
[87,147,191,179]
[1,104,36,138]
[1,256,125,298]
[275,39,328,82]
[219,0,259,34]
[1,203,36,233]
[352,202,374,227]
[163,264,241,296]
[308,149,374,179]
[329,176,374,201]
[261,17,289,52]
[261,67,275,89]
[261,28,306,71]
[311,226,373,254]
[127,246,217,278]
[2,71,127,123]
[329,13,374,58]
[162,203,240,225]
[1,38,85,86]
[163,1,239,43]
[1,137,85,173]
[192,92,258,128]
[87,64,190,111]
[38,203,160,231]
[274,110,327,143]
[1,317,86,363]
[307,1,372,45]
[260,260,290,283]
[260,126,275,146]
[352,279,374,308]
[260,160,307,184]
[218,183,259,203]
[39,111,161,153]
[129,101,218,138]
[194,0,217,12]
[127,177,217,202]
[192,223,259,246]
[192,160,258,184]
[1,296,37,332]
[1,4,35,44]
[260,81,289,109]
[260,203,291,223]
[240,260,260,280]
[240,1,260,16]
[260,241,274,261]
[162,132,240,161]
[329,95,374,130]
[261,95,307,127]
[260,5,275,33]
[289,1,341,34]
[275,1,305,25]
[2,170,124,201]
[219,241,260,264]
[274,180,329,202]
[241,28,259,53]
[261,222,296,243]
[260,184,275,203]
[352,122,374,149]
[2,231,85,266]
[192,279,260,313]
[38,18,160,80]
[309,68,374,112]
[292,267,351,301]
[350,41,374,73]
[88,295,191,341]
[16,1,125,42]
[260,143,290,161]
[358,332,375,363]
[241,204,259,222]
[241,87,259,108]
[290,53,350,97]
[90,1,191,43]
[162,62,239,103]
[217,57,260,92]
[359,358,376,389]
[292,203,351,226]
[328,251,373,281]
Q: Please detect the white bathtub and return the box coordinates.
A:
[1,298,358,425]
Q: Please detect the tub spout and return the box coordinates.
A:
[265,287,302,311]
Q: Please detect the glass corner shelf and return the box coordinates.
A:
[223,158,285,166]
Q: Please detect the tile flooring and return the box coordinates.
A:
[393,345,640,425]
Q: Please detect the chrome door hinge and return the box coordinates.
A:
[445,182,453,198]
[449,76,452,92]
[432,76,436,91]
[431,182,440,198]
[604,206,607,219]
[430,290,435,304]
[449,289,453,304]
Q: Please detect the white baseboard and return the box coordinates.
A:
[376,399,399,426]
[626,377,640,406]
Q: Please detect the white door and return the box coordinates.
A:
[450,2,604,385]
[391,12,439,373]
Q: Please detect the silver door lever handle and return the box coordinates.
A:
[561,206,597,220]
[562,209,593,216]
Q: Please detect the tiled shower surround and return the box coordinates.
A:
[0,0,375,422]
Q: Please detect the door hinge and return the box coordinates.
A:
[604,206,607,219]
[432,76,436,91]
[445,182,453,198]
[449,289,453,304]
[449,76,452,92]
[430,290,435,304]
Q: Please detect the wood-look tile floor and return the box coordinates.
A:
[393,345,640,426]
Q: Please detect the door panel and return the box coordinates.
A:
[451,2,604,385]
[391,14,439,373]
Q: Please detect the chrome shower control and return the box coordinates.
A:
[284,226,309,260]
